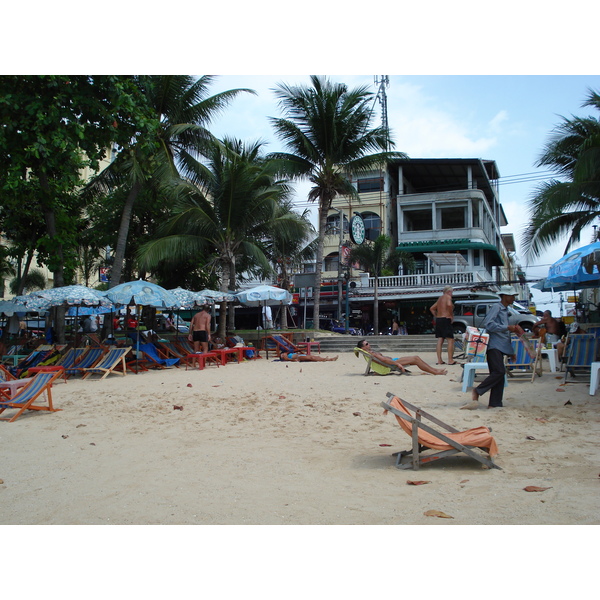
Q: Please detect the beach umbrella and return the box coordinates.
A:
[168,288,209,309]
[37,285,113,308]
[0,299,29,316]
[103,280,179,368]
[103,280,178,309]
[544,242,600,291]
[234,285,292,307]
[197,289,237,303]
[235,285,292,334]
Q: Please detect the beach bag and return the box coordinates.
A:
[245,349,254,359]
[466,326,489,360]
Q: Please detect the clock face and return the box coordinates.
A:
[350,215,365,244]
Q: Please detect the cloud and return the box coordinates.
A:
[386,82,498,156]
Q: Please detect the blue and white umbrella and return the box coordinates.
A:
[0,299,28,316]
[168,288,209,309]
[198,289,237,303]
[104,280,178,308]
[37,285,114,308]
[545,242,600,291]
[234,285,292,307]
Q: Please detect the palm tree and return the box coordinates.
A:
[263,200,317,328]
[85,75,254,288]
[137,138,310,337]
[269,76,407,330]
[523,88,600,258]
[348,235,414,334]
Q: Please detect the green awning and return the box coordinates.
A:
[396,238,504,265]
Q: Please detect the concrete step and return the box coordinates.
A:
[312,334,440,354]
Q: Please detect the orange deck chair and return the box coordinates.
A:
[382,392,500,470]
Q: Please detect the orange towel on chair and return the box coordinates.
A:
[385,396,499,458]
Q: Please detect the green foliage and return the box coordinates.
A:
[9,268,47,294]
[523,88,600,258]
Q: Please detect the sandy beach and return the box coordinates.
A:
[1,347,598,526]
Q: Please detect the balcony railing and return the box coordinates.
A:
[361,271,487,289]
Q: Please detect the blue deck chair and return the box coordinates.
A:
[64,347,105,378]
[0,370,63,423]
[506,336,542,382]
[564,334,599,382]
[175,339,195,355]
[10,349,53,378]
[82,347,132,380]
[138,343,180,368]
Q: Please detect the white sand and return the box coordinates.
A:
[1,349,598,526]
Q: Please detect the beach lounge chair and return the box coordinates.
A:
[506,336,543,382]
[155,341,187,361]
[64,347,106,378]
[10,349,54,378]
[27,347,89,383]
[564,334,599,382]
[81,347,132,380]
[382,393,500,470]
[138,343,180,368]
[0,364,15,382]
[353,346,406,376]
[0,370,63,423]
[175,339,195,355]
[262,334,307,358]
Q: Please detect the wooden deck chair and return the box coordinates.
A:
[506,336,543,382]
[175,339,195,355]
[81,347,131,380]
[262,334,306,357]
[353,346,407,376]
[155,341,187,360]
[564,334,599,382]
[137,343,180,368]
[64,347,105,378]
[0,370,63,423]
[11,349,54,378]
[0,364,15,382]
[382,393,500,470]
[27,347,89,383]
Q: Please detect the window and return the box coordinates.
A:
[404,208,432,231]
[361,211,381,241]
[324,252,339,272]
[357,177,383,193]
[440,206,466,229]
[326,214,348,235]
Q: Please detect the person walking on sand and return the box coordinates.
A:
[461,285,522,410]
[430,286,457,365]
[189,304,212,353]
[356,340,447,375]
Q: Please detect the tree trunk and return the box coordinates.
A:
[109,181,141,288]
[312,205,328,331]
[39,171,67,343]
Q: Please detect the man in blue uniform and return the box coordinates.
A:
[462,285,523,409]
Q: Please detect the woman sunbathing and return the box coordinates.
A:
[279,350,338,362]
[356,339,447,375]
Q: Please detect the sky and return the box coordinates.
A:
[207,74,600,315]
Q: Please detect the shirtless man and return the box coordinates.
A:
[189,305,211,353]
[279,350,338,362]
[430,286,457,365]
[534,310,561,344]
[356,340,447,375]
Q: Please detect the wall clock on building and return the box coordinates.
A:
[350,215,366,244]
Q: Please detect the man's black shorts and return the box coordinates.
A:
[192,330,208,342]
[434,317,454,339]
